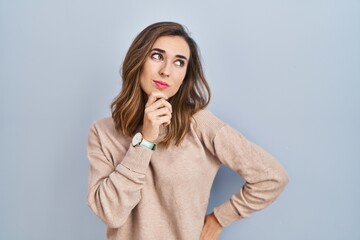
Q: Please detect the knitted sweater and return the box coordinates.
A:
[86,110,288,240]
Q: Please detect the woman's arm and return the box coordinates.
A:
[212,124,289,227]
[87,123,153,228]
[87,92,171,228]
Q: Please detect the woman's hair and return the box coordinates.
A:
[111,21,211,146]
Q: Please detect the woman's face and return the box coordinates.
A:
[139,35,190,98]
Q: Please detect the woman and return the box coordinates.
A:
[87,22,288,240]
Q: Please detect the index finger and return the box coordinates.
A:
[146,91,168,107]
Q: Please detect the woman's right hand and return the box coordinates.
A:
[142,92,172,142]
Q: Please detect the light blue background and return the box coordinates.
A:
[1,0,359,239]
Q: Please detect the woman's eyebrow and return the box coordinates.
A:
[151,48,188,61]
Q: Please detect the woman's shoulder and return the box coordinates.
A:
[191,109,226,138]
[90,116,113,129]
[88,116,121,138]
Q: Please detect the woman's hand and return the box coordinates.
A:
[200,212,223,240]
[142,92,172,142]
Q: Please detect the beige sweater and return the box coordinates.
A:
[86,110,288,240]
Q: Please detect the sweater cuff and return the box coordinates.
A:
[213,200,243,227]
[118,144,153,174]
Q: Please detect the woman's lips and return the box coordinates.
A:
[153,80,170,89]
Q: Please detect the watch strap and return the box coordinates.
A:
[140,138,156,150]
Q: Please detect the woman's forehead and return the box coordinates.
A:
[152,36,190,59]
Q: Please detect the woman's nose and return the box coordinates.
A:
[159,62,171,78]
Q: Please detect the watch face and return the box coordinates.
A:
[132,132,142,146]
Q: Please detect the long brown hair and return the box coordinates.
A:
[111,22,211,146]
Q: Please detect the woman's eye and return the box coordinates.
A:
[151,53,163,61]
[174,60,185,67]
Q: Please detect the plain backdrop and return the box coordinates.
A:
[0,0,359,239]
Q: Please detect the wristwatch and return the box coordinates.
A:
[132,132,156,150]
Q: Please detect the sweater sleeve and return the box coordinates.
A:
[86,122,153,228]
[212,124,289,227]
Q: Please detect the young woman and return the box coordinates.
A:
[87,22,288,240]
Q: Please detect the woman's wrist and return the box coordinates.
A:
[140,138,156,150]
[132,132,156,150]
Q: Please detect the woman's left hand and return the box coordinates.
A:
[200,212,223,240]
